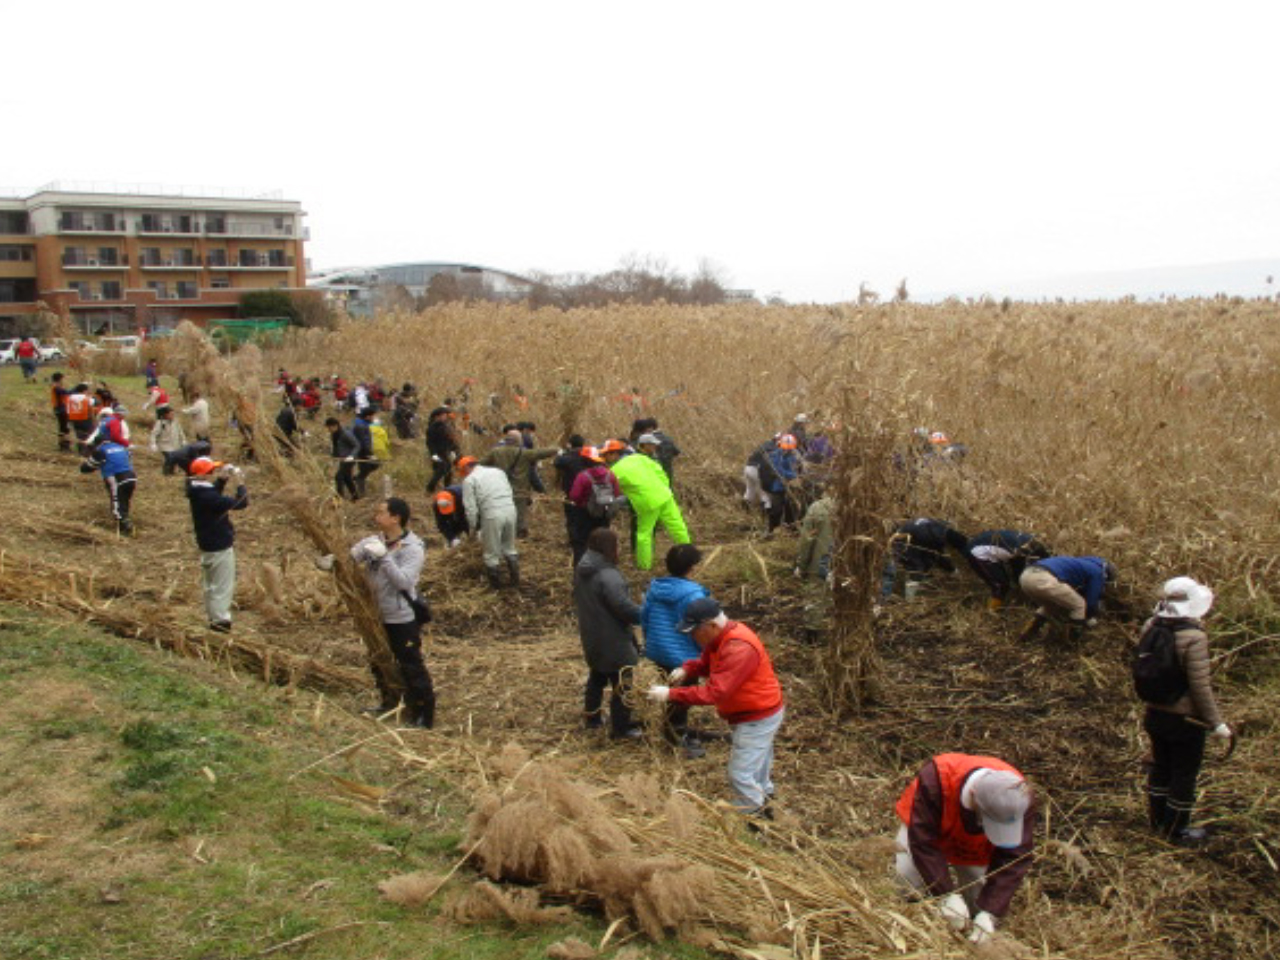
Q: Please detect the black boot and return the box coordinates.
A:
[1017,614,1048,643]
[506,555,520,588]
[486,566,502,589]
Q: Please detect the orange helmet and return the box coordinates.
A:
[581,445,603,463]
[455,455,478,475]
[189,457,225,476]
[777,433,798,451]
[434,490,456,515]
[600,439,627,455]
[929,431,950,446]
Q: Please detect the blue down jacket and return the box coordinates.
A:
[641,576,709,670]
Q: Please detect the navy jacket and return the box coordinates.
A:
[1032,556,1109,617]
[187,479,249,552]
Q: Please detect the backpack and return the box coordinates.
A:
[586,475,618,520]
[1132,618,1194,704]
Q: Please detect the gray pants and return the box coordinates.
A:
[201,548,236,624]
[480,508,518,569]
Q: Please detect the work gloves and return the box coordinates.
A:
[646,686,670,702]
[1211,723,1233,740]
[938,893,969,931]
[668,667,687,684]
[969,911,996,943]
[351,536,387,563]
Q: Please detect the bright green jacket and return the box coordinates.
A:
[609,453,672,512]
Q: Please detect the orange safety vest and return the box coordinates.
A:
[708,623,783,720]
[65,393,93,422]
[895,754,1024,866]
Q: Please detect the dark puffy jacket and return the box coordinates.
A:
[574,549,641,673]
[640,576,707,670]
[330,426,359,460]
[352,416,373,457]
[187,479,249,552]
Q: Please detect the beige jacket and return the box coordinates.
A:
[1143,617,1223,727]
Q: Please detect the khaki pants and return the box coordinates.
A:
[481,507,518,569]
[1019,566,1086,620]
[201,548,236,624]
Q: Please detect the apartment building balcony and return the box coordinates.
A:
[138,255,200,270]
[210,221,297,238]
[137,217,200,236]
[226,259,294,271]
[58,222,127,235]
[62,253,128,269]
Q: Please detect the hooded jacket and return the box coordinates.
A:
[1031,555,1110,618]
[640,576,707,670]
[573,549,641,673]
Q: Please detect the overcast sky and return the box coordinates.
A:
[5,2,1277,302]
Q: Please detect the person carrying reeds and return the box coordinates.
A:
[1134,577,1233,845]
[457,455,520,588]
[646,597,785,818]
[350,497,434,728]
[893,753,1035,944]
[185,456,248,632]
[964,530,1051,611]
[602,440,690,571]
[481,429,558,539]
[1018,555,1116,642]
[574,528,643,740]
[640,544,710,759]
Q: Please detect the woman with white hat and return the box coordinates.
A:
[1135,576,1233,844]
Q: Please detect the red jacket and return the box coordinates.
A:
[895,754,1035,917]
[17,340,36,359]
[669,621,783,724]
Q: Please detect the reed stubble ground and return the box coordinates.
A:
[1,297,1277,959]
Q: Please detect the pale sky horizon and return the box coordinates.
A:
[5,1,1278,303]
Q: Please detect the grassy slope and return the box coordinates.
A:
[0,608,705,960]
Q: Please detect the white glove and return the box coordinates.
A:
[969,911,996,943]
[343,456,355,463]
[364,538,387,560]
[1212,723,1233,740]
[647,685,670,702]
[668,667,687,684]
[793,566,802,578]
[1085,617,1098,628]
[313,554,335,572]
[938,893,969,931]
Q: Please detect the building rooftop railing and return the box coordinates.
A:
[34,181,288,201]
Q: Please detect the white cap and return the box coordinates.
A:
[793,413,809,423]
[971,770,1030,849]
[1155,576,1214,620]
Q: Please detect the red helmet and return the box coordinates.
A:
[189,457,225,476]
[580,445,603,463]
[777,433,798,451]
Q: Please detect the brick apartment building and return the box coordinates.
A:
[0,183,307,335]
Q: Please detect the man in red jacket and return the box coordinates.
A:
[894,753,1035,944]
[647,597,784,816]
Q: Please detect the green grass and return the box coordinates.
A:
[0,609,710,960]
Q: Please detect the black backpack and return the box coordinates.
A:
[1132,618,1194,704]
[586,476,618,519]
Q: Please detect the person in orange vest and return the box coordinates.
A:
[893,754,1036,943]
[646,597,784,817]
[50,372,72,452]
[64,382,97,454]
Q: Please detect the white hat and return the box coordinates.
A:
[793,413,809,423]
[636,433,661,446]
[1155,576,1214,620]
[970,770,1030,849]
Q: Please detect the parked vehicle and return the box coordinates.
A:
[0,339,17,364]
[99,335,141,355]
[35,339,65,362]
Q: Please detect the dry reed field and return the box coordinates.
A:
[2,298,1277,960]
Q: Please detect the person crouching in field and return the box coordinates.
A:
[1018,554,1116,642]
[186,457,248,633]
[432,487,469,548]
[351,498,434,728]
[647,597,784,818]
[574,528,643,740]
[893,753,1035,945]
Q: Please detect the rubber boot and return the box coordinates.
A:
[506,555,520,588]
[1066,618,1088,643]
[485,566,502,589]
[1017,614,1048,643]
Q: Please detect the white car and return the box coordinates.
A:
[36,340,65,362]
[0,339,16,364]
[99,335,141,355]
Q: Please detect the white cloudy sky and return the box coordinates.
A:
[5,1,1277,302]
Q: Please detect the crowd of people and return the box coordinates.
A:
[39,359,1236,944]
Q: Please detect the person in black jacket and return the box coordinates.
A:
[275,398,300,458]
[574,527,643,740]
[881,518,969,599]
[964,530,1051,610]
[186,456,249,632]
[351,408,380,497]
[425,407,459,493]
[326,416,360,500]
[431,485,470,547]
[554,435,591,564]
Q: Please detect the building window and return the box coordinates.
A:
[176,281,197,299]
[207,249,227,267]
[268,250,287,267]
[0,245,33,261]
[62,246,86,266]
[101,281,121,300]
[205,216,226,234]
[0,212,29,234]
[173,249,196,267]
[239,250,259,267]
[210,276,230,289]
[140,247,162,267]
[97,247,120,266]
[147,281,169,299]
[0,279,37,302]
[70,282,91,300]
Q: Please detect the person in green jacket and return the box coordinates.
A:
[481,429,558,537]
[794,492,836,643]
[602,439,690,570]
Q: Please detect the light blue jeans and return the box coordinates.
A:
[728,707,784,812]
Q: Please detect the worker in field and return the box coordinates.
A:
[742,435,777,515]
[1134,577,1233,845]
[964,530,1051,611]
[515,421,549,500]
[16,337,38,381]
[325,416,361,500]
[431,486,469,548]
[80,437,137,536]
[1018,554,1117,642]
[481,428,558,538]
[65,383,97,453]
[392,383,419,439]
[185,457,248,633]
[758,433,802,533]
[566,445,624,567]
[350,408,381,498]
[574,528,644,740]
[554,435,593,563]
[91,404,131,448]
[141,382,169,413]
[458,455,521,588]
[50,371,72,452]
[350,497,434,728]
[893,753,1035,945]
[881,518,969,599]
[168,439,213,477]
[602,438,690,571]
[640,544,711,758]
[183,389,211,443]
[150,405,189,474]
[793,488,835,644]
[629,418,681,481]
[144,358,159,389]
[425,407,460,493]
[646,597,785,818]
